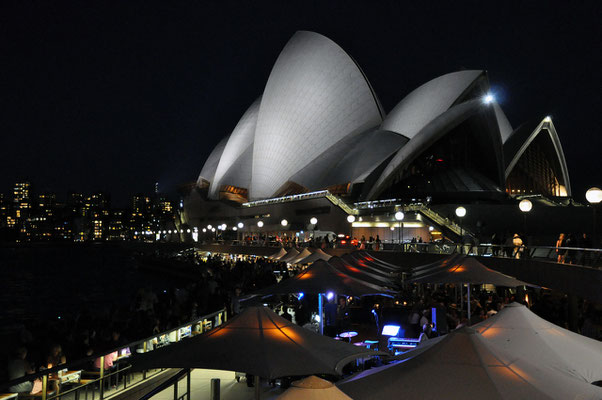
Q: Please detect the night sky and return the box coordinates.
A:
[1,1,601,206]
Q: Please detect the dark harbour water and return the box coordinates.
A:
[0,244,186,334]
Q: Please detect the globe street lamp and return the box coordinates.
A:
[455,206,467,253]
[347,215,356,223]
[586,187,602,245]
[395,211,404,251]
[310,217,318,245]
[519,199,532,238]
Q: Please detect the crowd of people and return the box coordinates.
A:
[1,253,289,393]
[3,249,601,393]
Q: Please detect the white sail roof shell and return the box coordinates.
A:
[250,31,383,200]
[380,70,484,139]
[197,135,229,186]
[209,97,261,198]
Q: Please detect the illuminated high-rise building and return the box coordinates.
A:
[13,181,31,215]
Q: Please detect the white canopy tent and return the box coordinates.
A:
[279,248,300,263]
[475,302,602,384]
[290,248,313,264]
[269,248,288,260]
[338,327,602,399]
[296,248,332,264]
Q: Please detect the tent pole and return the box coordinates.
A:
[318,293,324,335]
[254,376,260,399]
[467,283,471,326]
[459,284,463,314]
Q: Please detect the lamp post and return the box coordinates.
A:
[586,187,602,245]
[455,206,466,254]
[347,215,355,238]
[395,211,404,251]
[310,217,317,246]
[519,199,532,237]
[257,220,263,245]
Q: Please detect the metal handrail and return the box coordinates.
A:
[372,242,602,267]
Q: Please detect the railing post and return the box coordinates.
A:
[173,377,178,400]
[41,374,48,400]
[99,356,105,400]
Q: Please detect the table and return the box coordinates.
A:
[59,370,83,385]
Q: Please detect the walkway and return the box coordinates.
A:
[151,369,285,400]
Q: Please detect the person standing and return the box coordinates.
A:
[556,233,566,263]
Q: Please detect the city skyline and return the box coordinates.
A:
[1,2,601,204]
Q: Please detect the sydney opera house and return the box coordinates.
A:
[182,31,571,239]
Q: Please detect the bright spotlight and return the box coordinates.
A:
[211,228,216,232]
[207,225,212,230]
[310,217,318,225]
[298,292,304,300]
[483,93,495,104]
[233,227,237,231]
[326,292,334,301]
[281,219,288,226]
[347,215,356,223]
[257,221,264,228]
[187,229,191,233]
[394,211,404,221]
[202,228,207,233]
[428,226,434,232]
[237,222,244,229]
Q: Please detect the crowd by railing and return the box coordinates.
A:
[1,309,227,400]
[202,239,602,268]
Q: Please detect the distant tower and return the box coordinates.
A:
[155,182,159,194]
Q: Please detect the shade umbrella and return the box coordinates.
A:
[250,259,394,298]
[353,251,400,272]
[277,376,352,400]
[410,255,532,286]
[338,327,602,400]
[248,259,394,335]
[410,255,533,322]
[280,248,300,263]
[269,248,288,260]
[290,248,313,264]
[341,254,398,278]
[329,256,398,288]
[296,248,332,264]
[475,302,602,384]
[410,254,464,277]
[132,307,382,379]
